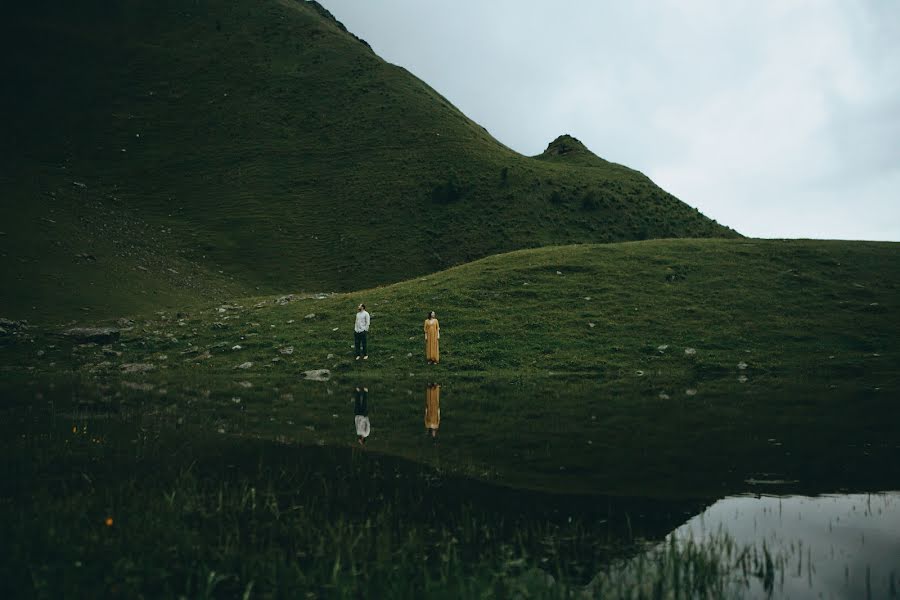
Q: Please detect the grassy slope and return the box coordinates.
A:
[4,238,898,496]
[21,238,891,382]
[1,0,736,323]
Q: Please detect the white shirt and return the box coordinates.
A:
[355,415,370,437]
[354,310,370,333]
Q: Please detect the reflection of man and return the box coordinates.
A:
[354,387,370,445]
[425,383,440,439]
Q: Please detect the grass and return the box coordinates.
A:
[1,0,736,322]
[0,396,793,599]
[3,238,899,497]
[7,238,896,382]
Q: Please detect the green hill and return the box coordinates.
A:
[1,0,737,322]
[7,238,897,386]
[2,238,898,495]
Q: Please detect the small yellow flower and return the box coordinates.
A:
[105,517,114,527]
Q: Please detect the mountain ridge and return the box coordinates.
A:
[1,0,738,322]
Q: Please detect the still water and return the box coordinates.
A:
[2,377,899,597]
[671,493,900,599]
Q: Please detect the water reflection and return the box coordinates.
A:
[425,383,440,440]
[354,386,370,446]
[669,492,900,599]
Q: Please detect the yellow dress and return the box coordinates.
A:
[425,385,441,430]
[424,318,440,363]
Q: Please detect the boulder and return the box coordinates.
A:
[63,327,120,344]
[302,369,331,381]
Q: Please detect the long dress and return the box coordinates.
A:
[424,318,440,363]
[425,385,441,432]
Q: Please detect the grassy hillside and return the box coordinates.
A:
[6,238,894,382]
[2,238,898,496]
[1,0,737,322]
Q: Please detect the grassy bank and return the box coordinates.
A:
[5,238,897,384]
[3,238,898,498]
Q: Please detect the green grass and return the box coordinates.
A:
[1,0,736,322]
[8,238,896,382]
[3,238,898,497]
[0,397,789,599]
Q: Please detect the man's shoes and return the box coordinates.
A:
[363,355,369,360]
[355,356,360,360]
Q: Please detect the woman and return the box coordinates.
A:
[423,311,440,364]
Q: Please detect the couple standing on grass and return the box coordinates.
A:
[354,304,441,364]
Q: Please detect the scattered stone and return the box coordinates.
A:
[684,347,696,356]
[254,302,267,308]
[737,361,748,370]
[271,357,281,363]
[72,181,87,188]
[303,313,316,320]
[738,375,748,383]
[116,318,135,328]
[212,322,227,330]
[281,393,294,401]
[326,353,334,359]
[75,253,97,262]
[685,388,697,396]
[302,369,330,381]
[36,350,45,357]
[584,297,592,300]
[235,362,253,370]
[657,344,669,352]
[63,327,120,344]
[588,322,596,328]
[635,370,644,376]
[275,294,297,305]
[279,346,294,355]
[237,381,253,388]
[122,381,155,392]
[556,270,563,275]
[231,397,242,404]
[287,319,295,324]
[231,345,242,351]
[659,392,670,400]
[137,265,149,271]
[331,327,338,331]
[119,363,155,373]
[406,352,413,358]
[102,348,122,357]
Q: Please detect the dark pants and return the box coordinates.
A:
[354,331,368,356]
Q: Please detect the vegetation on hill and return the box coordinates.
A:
[3,238,898,495]
[1,0,737,322]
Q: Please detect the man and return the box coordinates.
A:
[354,303,370,360]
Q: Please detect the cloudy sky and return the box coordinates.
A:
[322,0,899,241]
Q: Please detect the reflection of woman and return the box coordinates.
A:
[354,387,370,445]
[425,383,440,438]
[424,311,440,364]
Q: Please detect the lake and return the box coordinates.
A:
[1,377,898,597]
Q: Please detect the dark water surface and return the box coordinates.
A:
[1,377,898,597]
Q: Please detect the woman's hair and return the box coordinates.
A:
[427,310,436,319]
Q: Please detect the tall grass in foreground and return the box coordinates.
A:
[1,427,779,599]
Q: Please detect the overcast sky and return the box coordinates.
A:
[322,0,899,241]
